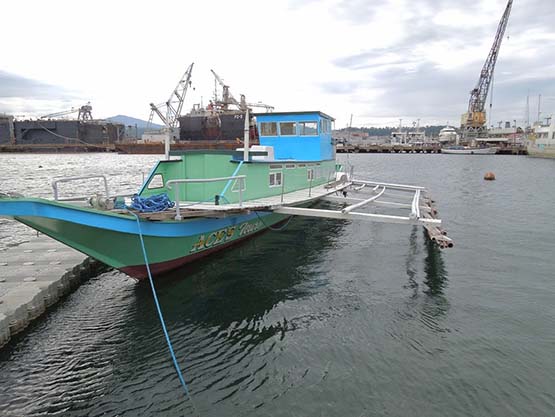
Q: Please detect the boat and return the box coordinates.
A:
[390,120,427,146]
[527,115,555,158]
[0,110,452,280]
[438,126,459,144]
[441,145,497,155]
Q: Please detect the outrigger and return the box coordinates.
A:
[0,110,452,280]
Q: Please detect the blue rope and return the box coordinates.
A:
[129,193,175,213]
[127,210,199,416]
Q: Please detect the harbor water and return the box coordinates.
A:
[0,153,554,416]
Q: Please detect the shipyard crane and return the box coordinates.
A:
[461,0,513,137]
[41,102,93,121]
[210,69,274,112]
[210,69,242,110]
[149,62,194,128]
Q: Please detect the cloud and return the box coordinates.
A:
[319,81,360,95]
[322,0,555,125]
[0,71,65,99]
[0,71,82,116]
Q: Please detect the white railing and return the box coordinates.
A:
[52,175,110,201]
[166,175,246,220]
[410,188,421,219]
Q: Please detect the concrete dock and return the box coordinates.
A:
[0,234,103,349]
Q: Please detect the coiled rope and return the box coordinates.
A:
[127,210,199,416]
[129,193,175,213]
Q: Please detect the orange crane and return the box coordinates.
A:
[461,0,513,137]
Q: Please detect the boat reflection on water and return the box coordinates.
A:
[132,215,348,330]
[403,226,448,295]
[422,230,448,296]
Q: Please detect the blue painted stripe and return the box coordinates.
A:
[0,199,271,238]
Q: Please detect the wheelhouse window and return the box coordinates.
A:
[260,122,278,136]
[320,119,331,133]
[279,122,296,136]
[299,121,318,135]
[269,172,282,187]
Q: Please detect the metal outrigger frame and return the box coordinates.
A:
[274,177,453,248]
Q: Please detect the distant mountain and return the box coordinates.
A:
[106,115,163,129]
[106,115,164,138]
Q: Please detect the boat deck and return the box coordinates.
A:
[182,180,350,211]
[129,180,351,221]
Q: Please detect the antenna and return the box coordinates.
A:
[525,91,530,128]
[537,94,541,123]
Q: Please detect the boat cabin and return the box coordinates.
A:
[254,111,335,161]
[138,111,338,205]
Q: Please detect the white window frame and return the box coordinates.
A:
[279,121,297,136]
[260,122,278,136]
[269,171,283,188]
[299,121,319,136]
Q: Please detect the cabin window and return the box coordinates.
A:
[279,122,296,136]
[269,172,282,187]
[299,121,318,135]
[298,163,306,167]
[260,122,278,136]
[285,164,295,169]
[269,164,283,169]
[147,173,164,189]
[307,169,314,181]
[321,119,331,134]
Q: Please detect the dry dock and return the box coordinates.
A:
[0,234,103,349]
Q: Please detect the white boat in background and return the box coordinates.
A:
[442,145,497,155]
[438,126,459,144]
[528,115,555,159]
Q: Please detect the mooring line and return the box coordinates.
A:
[127,211,199,416]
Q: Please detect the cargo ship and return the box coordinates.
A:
[115,67,272,154]
[528,115,555,158]
[0,105,124,153]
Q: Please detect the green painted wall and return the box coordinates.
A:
[140,153,338,205]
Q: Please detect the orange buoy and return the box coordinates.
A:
[484,172,496,181]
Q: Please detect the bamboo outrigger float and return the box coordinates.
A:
[0,109,452,280]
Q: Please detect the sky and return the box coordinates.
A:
[0,0,554,128]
